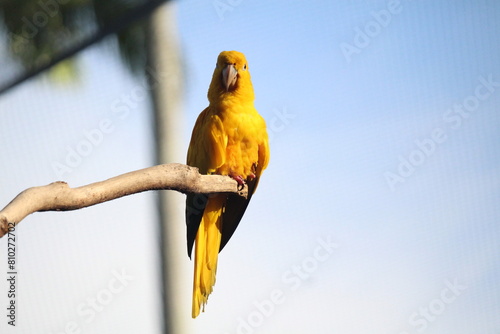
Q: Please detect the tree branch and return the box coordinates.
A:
[0,163,247,238]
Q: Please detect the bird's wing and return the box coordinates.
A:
[219,127,270,251]
[186,108,227,257]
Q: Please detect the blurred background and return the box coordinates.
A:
[1,0,499,333]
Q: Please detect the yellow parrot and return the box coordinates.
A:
[186,51,270,318]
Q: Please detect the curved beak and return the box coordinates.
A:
[222,64,238,91]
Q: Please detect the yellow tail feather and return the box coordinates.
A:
[192,195,225,318]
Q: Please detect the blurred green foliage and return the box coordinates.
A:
[0,0,149,75]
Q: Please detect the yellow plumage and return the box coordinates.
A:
[186,51,270,318]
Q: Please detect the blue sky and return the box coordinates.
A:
[1,0,500,333]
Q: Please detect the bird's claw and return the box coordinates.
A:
[230,173,256,190]
[230,174,246,190]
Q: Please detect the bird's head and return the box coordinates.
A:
[208,51,255,104]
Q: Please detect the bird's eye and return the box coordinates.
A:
[243,64,247,71]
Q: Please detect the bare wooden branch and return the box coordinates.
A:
[0,163,247,238]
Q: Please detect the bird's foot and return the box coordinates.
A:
[230,173,256,190]
[230,174,246,190]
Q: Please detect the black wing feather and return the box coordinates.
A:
[186,193,208,258]
[219,176,258,252]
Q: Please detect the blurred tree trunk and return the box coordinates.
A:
[146,2,186,333]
